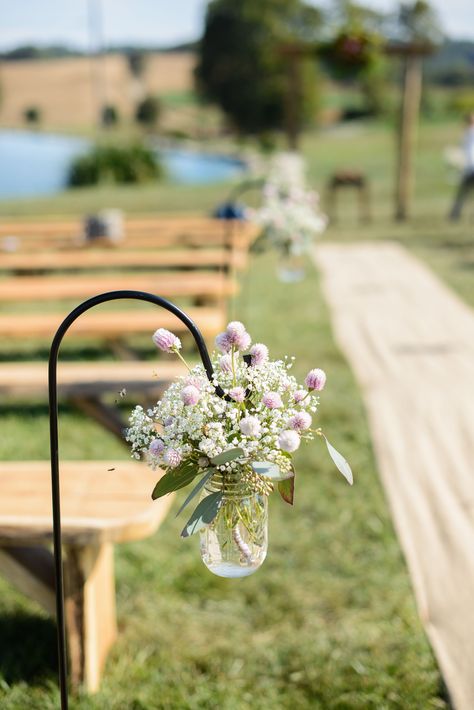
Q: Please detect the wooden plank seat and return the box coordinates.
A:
[0,360,187,398]
[0,247,248,273]
[0,360,188,439]
[0,215,257,238]
[0,460,172,692]
[0,306,224,340]
[0,272,237,303]
[0,217,257,251]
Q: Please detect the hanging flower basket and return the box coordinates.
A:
[127,322,352,578]
[320,31,380,78]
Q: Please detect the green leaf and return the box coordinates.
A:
[323,436,353,485]
[210,447,245,466]
[252,460,293,481]
[278,476,295,505]
[151,461,200,500]
[175,470,214,517]
[181,491,224,538]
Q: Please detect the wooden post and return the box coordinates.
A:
[395,54,423,221]
[285,53,301,151]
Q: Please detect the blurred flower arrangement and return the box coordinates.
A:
[252,152,327,281]
[127,322,352,578]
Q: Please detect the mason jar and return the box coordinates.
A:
[199,470,268,578]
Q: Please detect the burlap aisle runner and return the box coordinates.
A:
[314,242,474,710]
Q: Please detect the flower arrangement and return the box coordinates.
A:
[251,152,327,282]
[255,183,327,259]
[127,322,352,578]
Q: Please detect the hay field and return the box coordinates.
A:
[0,52,196,131]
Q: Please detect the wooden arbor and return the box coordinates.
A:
[280,37,436,221]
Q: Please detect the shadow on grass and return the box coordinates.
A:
[0,612,57,685]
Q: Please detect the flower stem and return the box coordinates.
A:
[232,526,252,562]
[231,346,237,387]
[174,348,192,372]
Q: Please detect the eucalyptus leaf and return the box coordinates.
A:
[152,461,200,500]
[181,491,224,538]
[210,447,245,466]
[278,476,295,505]
[175,470,214,517]
[252,460,293,481]
[323,436,353,485]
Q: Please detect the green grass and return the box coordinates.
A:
[2,118,471,708]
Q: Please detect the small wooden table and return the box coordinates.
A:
[0,460,172,693]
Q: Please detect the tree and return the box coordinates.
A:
[394,1,443,48]
[126,50,148,104]
[135,95,161,128]
[101,104,119,127]
[24,106,42,126]
[320,1,388,116]
[195,0,322,146]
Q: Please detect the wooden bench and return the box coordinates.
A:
[0,360,188,439]
[0,460,172,692]
[0,306,224,343]
[0,272,237,304]
[0,247,248,273]
[0,360,186,398]
[0,217,257,252]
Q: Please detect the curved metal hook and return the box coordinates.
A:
[48,290,223,708]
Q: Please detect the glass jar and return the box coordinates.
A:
[277,249,306,283]
[199,470,268,578]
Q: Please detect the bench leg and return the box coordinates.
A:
[70,395,126,442]
[0,545,56,615]
[64,542,117,693]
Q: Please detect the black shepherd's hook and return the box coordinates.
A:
[48,290,224,709]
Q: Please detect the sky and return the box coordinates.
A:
[0,0,473,51]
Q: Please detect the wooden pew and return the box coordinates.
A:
[0,360,186,398]
[0,360,188,439]
[0,272,237,304]
[0,306,224,341]
[0,217,257,251]
[0,247,248,273]
[0,460,172,692]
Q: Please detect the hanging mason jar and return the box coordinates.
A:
[200,470,268,578]
[277,242,306,283]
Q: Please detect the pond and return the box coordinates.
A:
[0,130,246,201]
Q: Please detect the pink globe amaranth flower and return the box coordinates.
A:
[289,411,312,432]
[278,430,301,453]
[152,328,182,353]
[181,385,200,406]
[215,331,232,353]
[262,391,283,409]
[234,330,251,352]
[229,386,246,403]
[240,416,261,437]
[294,389,307,403]
[226,321,246,342]
[163,448,182,468]
[219,354,233,373]
[250,343,269,366]
[149,438,165,456]
[305,368,326,391]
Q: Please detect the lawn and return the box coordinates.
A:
[1,118,470,708]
